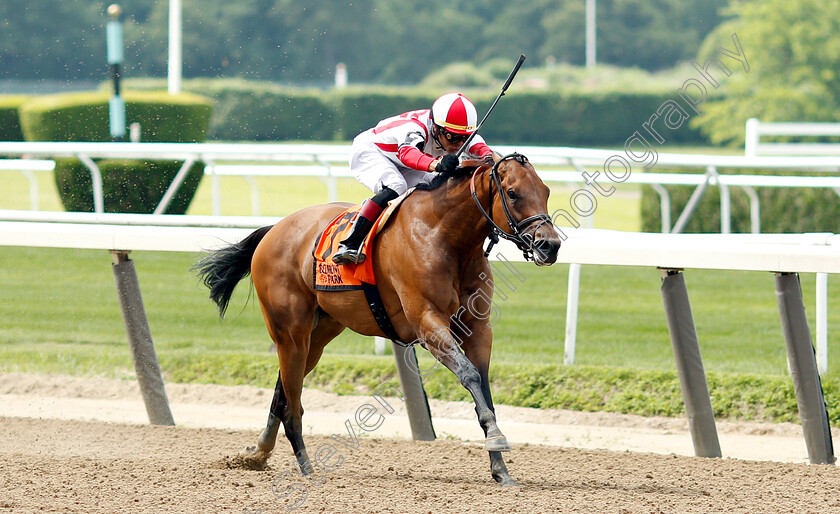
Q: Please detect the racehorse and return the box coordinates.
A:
[194,153,562,486]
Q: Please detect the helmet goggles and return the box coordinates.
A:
[439,126,469,144]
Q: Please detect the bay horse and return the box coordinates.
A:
[194,153,561,486]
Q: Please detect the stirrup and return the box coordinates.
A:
[332,243,366,265]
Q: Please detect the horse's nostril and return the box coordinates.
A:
[533,238,559,262]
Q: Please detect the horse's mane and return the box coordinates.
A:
[414,159,490,192]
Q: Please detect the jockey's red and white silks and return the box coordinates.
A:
[351,107,491,195]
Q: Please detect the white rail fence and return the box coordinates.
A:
[3,142,840,234]
[0,211,836,463]
[555,231,836,369]
[745,118,840,157]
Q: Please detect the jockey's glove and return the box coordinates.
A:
[435,153,460,175]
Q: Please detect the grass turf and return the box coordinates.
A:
[2,244,838,423]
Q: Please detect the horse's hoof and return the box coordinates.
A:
[241,446,269,458]
[485,435,511,452]
[299,461,316,475]
[294,449,316,476]
[221,447,271,471]
[498,476,519,488]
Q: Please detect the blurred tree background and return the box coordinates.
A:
[692,0,840,145]
[4,0,840,148]
[0,0,730,84]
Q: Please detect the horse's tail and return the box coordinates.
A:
[192,225,273,318]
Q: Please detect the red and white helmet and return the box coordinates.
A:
[431,93,478,135]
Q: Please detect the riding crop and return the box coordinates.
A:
[455,54,526,160]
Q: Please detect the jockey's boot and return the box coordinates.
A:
[332,208,377,265]
[333,189,398,265]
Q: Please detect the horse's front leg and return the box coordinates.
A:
[418,315,511,454]
[459,323,517,487]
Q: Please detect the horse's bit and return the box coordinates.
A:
[469,153,553,261]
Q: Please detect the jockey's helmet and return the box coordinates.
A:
[431,93,478,136]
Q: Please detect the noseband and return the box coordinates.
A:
[469,153,553,261]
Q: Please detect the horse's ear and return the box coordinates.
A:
[457,159,492,176]
[461,153,497,171]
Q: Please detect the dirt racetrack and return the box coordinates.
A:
[3,374,840,513]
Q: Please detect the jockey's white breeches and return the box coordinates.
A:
[350,135,435,195]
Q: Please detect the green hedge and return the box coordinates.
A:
[641,169,840,233]
[124,78,708,145]
[204,83,334,141]
[18,91,212,213]
[18,90,212,142]
[0,95,30,141]
[116,79,335,141]
[331,88,440,141]
[54,158,204,214]
[333,89,705,146]
[470,91,703,146]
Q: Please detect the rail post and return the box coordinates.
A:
[564,263,581,365]
[111,250,175,426]
[660,269,722,458]
[391,343,435,441]
[775,272,835,464]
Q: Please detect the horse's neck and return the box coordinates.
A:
[426,172,493,255]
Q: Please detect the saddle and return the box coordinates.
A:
[312,193,408,290]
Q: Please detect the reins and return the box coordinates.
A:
[469,153,552,261]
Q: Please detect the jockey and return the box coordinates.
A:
[332,92,494,265]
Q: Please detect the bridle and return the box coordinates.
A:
[469,153,553,261]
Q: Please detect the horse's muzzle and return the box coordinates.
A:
[532,237,560,266]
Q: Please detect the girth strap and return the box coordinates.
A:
[361,281,413,347]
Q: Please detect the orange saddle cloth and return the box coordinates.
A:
[312,199,402,290]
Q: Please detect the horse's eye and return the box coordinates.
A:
[506,189,518,201]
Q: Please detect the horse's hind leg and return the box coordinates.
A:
[255,312,345,474]
[242,350,290,462]
[265,318,316,474]
[255,368,286,454]
[304,312,345,375]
